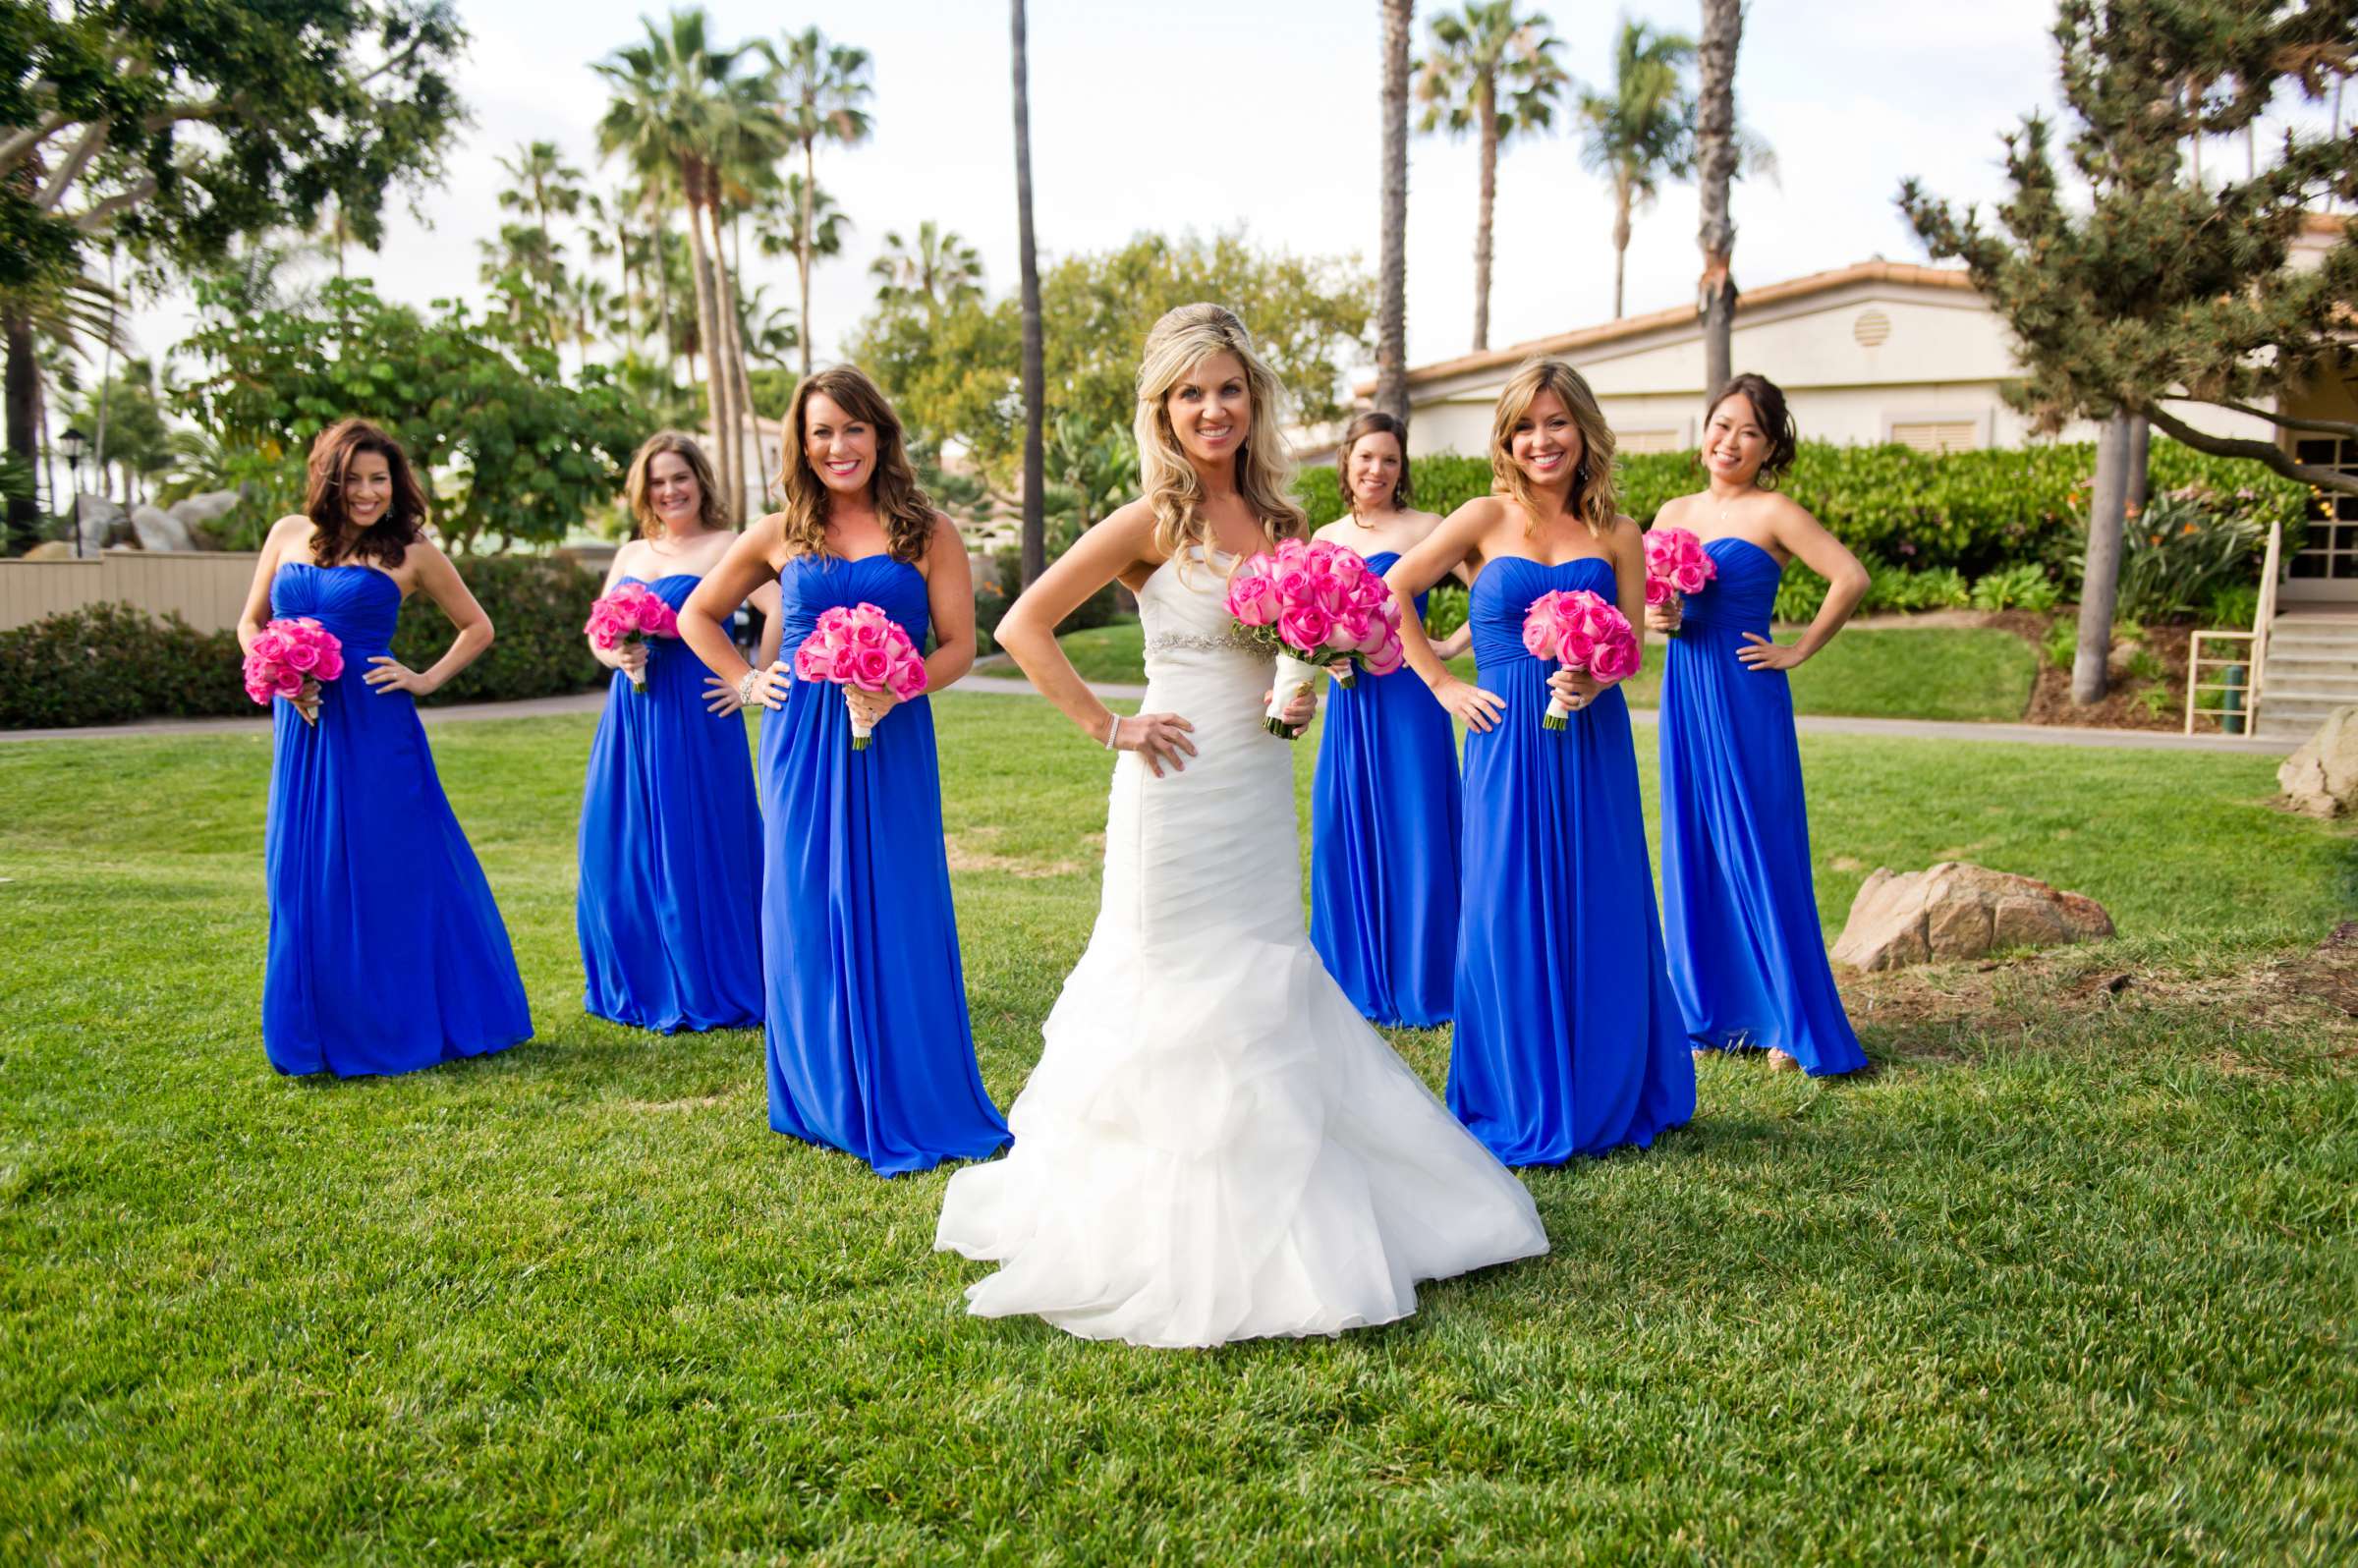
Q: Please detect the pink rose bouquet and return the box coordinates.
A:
[1643,527,1715,632]
[583,582,680,694]
[1522,588,1640,731]
[793,601,927,751]
[242,617,345,728]
[1225,538,1406,737]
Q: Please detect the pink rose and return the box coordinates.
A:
[850,646,892,689]
[1592,632,1641,681]
[1315,575,1351,616]
[271,666,305,698]
[1561,628,1598,667]
[284,639,320,673]
[315,648,344,680]
[887,656,927,702]
[252,629,293,662]
[1279,605,1331,653]
[1227,574,1279,627]
[795,643,833,682]
[1363,635,1405,677]
[1645,576,1674,606]
[1273,567,1313,606]
[1673,564,1707,595]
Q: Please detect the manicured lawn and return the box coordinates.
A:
[3,695,2352,1561]
[989,622,2042,724]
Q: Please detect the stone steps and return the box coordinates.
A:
[2259,611,2358,742]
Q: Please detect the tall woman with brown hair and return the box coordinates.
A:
[235,419,532,1076]
[1384,360,1694,1164]
[677,367,1007,1175]
[576,431,777,1034]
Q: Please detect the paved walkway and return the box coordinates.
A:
[2,677,2295,756]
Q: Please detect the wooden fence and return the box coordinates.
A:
[0,550,261,634]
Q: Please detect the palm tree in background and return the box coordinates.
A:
[756,174,850,363]
[1376,0,1413,423]
[1416,2,1569,352]
[1579,20,1694,320]
[1695,0,1744,396]
[494,140,590,361]
[870,221,983,322]
[774,27,873,377]
[1012,0,1046,587]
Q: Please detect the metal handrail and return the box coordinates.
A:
[2183,629,2257,735]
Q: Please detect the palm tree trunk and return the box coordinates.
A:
[1696,0,1743,395]
[3,308,38,552]
[1376,0,1413,425]
[1473,72,1497,353]
[710,199,761,514]
[1013,0,1047,587]
[680,169,738,524]
[1611,172,1633,319]
[799,140,817,380]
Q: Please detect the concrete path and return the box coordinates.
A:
[4,676,2294,756]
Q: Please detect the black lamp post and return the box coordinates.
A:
[58,425,87,557]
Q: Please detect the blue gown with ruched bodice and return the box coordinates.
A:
[261,563,533,1076]
[758,552,1008,1174]
[576,573,764,1034]
[1658,536,1868,1076]
[1309,551,1460,1028]
[1449,555,1695,1164]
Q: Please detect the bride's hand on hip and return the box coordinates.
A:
[1114,711,1196,778]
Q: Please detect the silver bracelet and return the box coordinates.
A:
[1101,711,1120,750]
[736,668,762,708]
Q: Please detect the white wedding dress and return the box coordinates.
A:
[935,549,1548,1348]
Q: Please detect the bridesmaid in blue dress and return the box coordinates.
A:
[678,365,1008,1175]
[1648,373,1872,1076]
[235,419,533,1077]
[1308,412,1471,1028]
[576,432,779,1033]
[1384,360,1695,1164]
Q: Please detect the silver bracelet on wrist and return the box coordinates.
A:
[1101,711,1120,750]
[736,668,761,708]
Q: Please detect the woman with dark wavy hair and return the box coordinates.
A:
[1305,411,1471,1028]
[1648,372,1870,1076]
[678,366,1006,1175]
[233,419,532,1077]
[575,431,778,1035]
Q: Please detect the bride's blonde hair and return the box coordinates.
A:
[1133,303,1308,560]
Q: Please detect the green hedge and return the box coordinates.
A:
[1,554,609,729]
[1297,439,2310,582]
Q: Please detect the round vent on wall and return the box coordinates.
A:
[1853,308,1892,348]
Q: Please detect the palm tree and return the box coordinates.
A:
[755,173,850,352]
[1012,0,1046,587]
[1376,0,1414,423]
[774,27,873,377]
[1695,0,1743,396]
[494,140,588,360]
[1579,21,1694,320]
[1416,2,1569,352]
[870,221,983,321]
[594,9,783,521]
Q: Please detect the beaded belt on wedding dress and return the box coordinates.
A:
[1143,628,1263,656]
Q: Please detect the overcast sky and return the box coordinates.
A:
[120,0,2338,380]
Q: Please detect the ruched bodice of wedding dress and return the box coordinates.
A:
[935,548,1547,1348]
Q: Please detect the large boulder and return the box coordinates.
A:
[130,503,194,551]
[168,489,241,531]
[72,493,126,553]
[2277,706,2358,818]
[1832,862,2114,971]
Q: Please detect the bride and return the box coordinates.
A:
[934,304,1547,1348]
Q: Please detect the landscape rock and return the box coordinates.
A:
[168,489,240,531]
[72,493,126,554]
[1832,861,2114,971]
[22,540,74,561]
[130,503,194,552]
[2276,706,2358,818]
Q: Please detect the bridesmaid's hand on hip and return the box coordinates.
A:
[364,656,436,698]
[1432,675,1505,733]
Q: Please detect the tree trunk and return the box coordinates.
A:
[1375,0,1412,426]
[1611,171,1633,319]
[799,141,817,380]
[654,209,678,388]
[3,308,38,553]
[1473,73,1496,353]
[709,199,759,516]
[680,172,738,525]
[2073,412,2134,705]
[1696,0,1743,396]
[2124,413,2151,516]
[1014,0,1047,588]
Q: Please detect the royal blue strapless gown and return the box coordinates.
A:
[758,554,1009,1174]
[1659,537,1869,1076]
[577,574,763,1034]
[261,564,533,1077]
[1310,552,1460,1028]
[1449,556,1695,1164]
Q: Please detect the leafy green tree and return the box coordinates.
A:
[178,278,650,554]
[2,0,467,546]
[1415,2,1569,351]
[1900,0,2358,701]
[870,221,983,323]
[68,358,172,506]
[773,27,872,376]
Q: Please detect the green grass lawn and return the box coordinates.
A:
[991,621,2041,725]
[3,695,2353,1561]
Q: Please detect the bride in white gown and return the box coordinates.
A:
[935,305,1547,1348]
